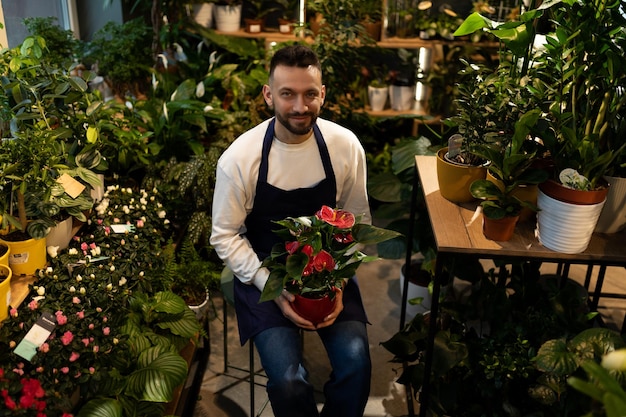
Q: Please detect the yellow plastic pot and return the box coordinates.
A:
[0,264,12,322]
[0,236,47,276]
[436,148,487,203]
[0,242,9,266]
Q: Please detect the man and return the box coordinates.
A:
[210,44,371,417]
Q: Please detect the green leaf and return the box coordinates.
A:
[77,398,123,417]
[352,223,402,245]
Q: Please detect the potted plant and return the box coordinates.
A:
[260,205,400,323]
[382,263,599,417]
[277,0,300,33]
[214,0,244,32]
[190,0,216,28]
[165,240,221,320]
[358,0,383,41]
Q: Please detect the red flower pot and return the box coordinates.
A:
[482,214,520,241]
[291,293,337,325]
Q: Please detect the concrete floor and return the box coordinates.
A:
[192,256,626,417]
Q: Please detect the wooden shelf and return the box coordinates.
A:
[377,37,499,49]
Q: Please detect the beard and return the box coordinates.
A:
[275,111,318,136]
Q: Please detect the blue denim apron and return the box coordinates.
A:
[234,118,368,344]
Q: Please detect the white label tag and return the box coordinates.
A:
[14,312,56,361]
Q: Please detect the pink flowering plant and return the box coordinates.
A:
[0,185,197,416]
[260,205,401,302]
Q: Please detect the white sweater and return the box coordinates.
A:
[210,118,372,292]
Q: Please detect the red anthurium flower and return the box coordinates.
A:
[312,250,335,272]
[285,241,300,254]
[334,232,354,244]
[301,244,314,257]
[316,205,355,228]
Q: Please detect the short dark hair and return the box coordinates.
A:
[269,45,321,80]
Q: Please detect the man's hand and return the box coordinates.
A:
[274,286,345,330]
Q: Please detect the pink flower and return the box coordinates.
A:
[61,331,74,346]
[89,243,97,249]
[92,346,99,353]
[136,219,144,228]
[69,352,80,362]
[72,297,81,304]
[55,311,67,325]
[89,367,95,374]
[88,324,95,330]
[9,308,18,317]
[81,242,88,251]
[39,343,50,353]
[28,299,38,310]
[102,327,110,336]
[61,367,69,374]
[82,338,90,347]
[76,311,85,319]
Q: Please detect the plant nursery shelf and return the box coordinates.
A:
[405,155,626,417]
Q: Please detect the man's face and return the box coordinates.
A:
[263,65,325,137]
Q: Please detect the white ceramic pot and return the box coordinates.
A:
[536,190,606,254]
[389,85,415,111]
[188,291,211,321]
[215,4,242,33]
[192,3,214,28]
[595,175,626,234]
[367,85,388,111]
[400,262,431,318]
[46,216,74,251]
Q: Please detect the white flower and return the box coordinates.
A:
[204,105,214,112]
[110,265,115,272]
[139,271,144,277]
[68,248,78,255]
[123,205,130,214]
[36,286,45,296]
[296,216,313,227]
[46,266,53,275]
[47,246,59,258]
[158,210,166,219]
[69,286,76,293]
[602,349,626,371]
[76,275,83,282]
[119,277,127,286]
[106,283,113,291]
[80,287,86,295]
[196,81,205,98]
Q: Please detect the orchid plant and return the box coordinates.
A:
[260,205,401,302]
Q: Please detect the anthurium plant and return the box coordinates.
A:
[260,205,401,301]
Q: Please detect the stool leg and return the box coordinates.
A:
[250,340,255,417]
[223,299,228,374]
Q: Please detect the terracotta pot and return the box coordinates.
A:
[436,147,487,203]
[482,214,519,241]
[486,172,538,222]
[291,293,336,325]
[362,20,382,41]
[539,179,609,205]
[244,18,263,33]
[278,18,295,33]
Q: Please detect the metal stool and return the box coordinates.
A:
[220,267,269,417]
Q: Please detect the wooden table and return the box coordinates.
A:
[402,155,626,417]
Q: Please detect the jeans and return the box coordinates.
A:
[253,321,371,417]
